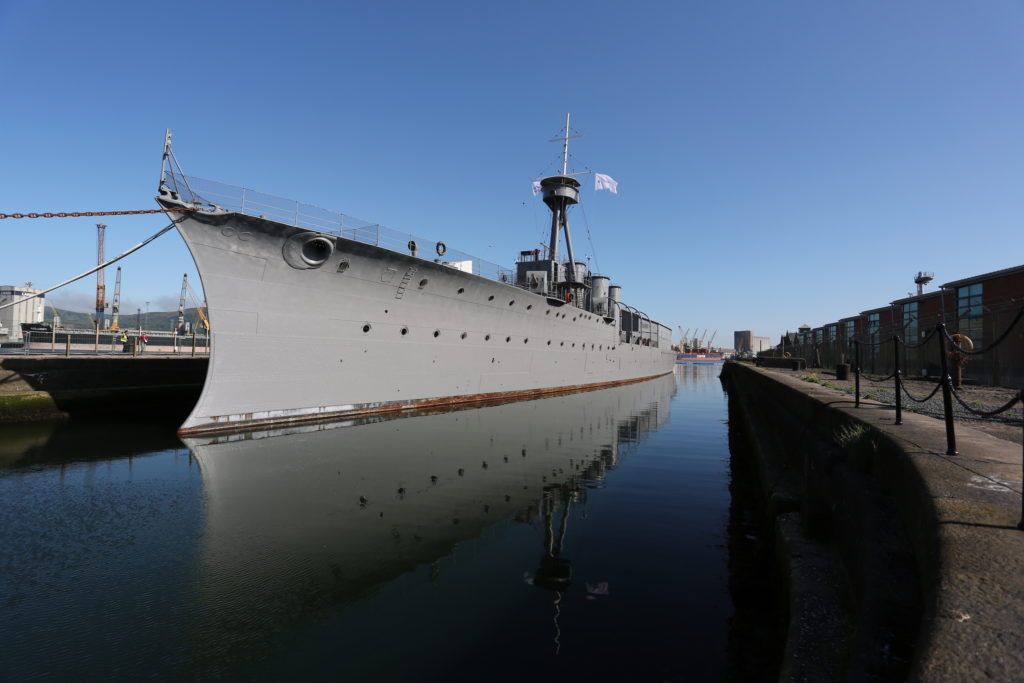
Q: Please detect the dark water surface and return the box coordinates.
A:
[0,365,780,681]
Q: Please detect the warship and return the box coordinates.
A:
[157,121,675,435]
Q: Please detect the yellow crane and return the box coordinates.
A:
[184,276,210,333]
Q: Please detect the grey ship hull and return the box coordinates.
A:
[168,207,676,435]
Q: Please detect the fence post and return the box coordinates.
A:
[893,336,902,425]
[51,325,56,352]
[854,340,861,408]
[191,331,196,357]
[94,325,100,354]
[65,333,71,357]
[936,323,957,455]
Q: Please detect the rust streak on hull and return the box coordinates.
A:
[177,370,674,437]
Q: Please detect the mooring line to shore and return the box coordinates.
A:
[0,218,182,312]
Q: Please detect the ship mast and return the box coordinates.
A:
[541,114,582,289]
[561,112,571,175]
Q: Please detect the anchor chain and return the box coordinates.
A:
[0,207,195,220]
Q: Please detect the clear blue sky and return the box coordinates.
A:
[2,0,1022,342]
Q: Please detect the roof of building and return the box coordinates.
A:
[941,264,1024,289]
[860,305,892,315]
[890,290,944,306]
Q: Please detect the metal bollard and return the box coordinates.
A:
[191,331,196,357]
[893,336,902,425]
[936,323,957,455]
[51,325,56,352]
[854,340,861,408]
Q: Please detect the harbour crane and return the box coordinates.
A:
[109,267,122,330]
[176,274,189,334]
[707,330,718,352]
[95,223,106,329]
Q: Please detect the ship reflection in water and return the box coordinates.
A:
[1,367,770,681]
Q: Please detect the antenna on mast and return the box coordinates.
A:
[562,113,570,175]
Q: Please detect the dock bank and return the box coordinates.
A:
[0,356,206,424]
[721,361,1024,681]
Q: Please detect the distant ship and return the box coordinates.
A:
[675,327,723,363]
[156,120,676,435]
[676,350,723,364]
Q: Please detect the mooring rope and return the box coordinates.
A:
[0,218,183,312]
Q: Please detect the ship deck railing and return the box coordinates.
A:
[163,171,515,285]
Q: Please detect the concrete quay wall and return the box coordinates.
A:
[722,361,1024,681]
[0,356,206,423]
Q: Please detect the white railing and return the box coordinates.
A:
[164,171,514,283]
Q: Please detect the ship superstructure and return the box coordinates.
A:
[157,123,675,435]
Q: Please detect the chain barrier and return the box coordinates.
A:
[949,386,1023,419]
[897,376,943,404]
[0,207,195,220]
[860,370,897,383]
[898,326,938,350]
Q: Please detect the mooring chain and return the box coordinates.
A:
[0,207,196,220]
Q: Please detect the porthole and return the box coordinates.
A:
[523,338,528,344]
[488,295,495,301]
[433,330,441,338]
[419,278,429,288]
[505,336,511,343]
[460,332,467,339]
[485,334,491,341]
[457,287,465,295]
[508,300,515,306]
[401,327,409,336]
[362,324,371,333]
[572,317,577,321]
[527,304,533,310]
[547,340,551,346]
[560,341,564,346]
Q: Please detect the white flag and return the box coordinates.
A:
[531,180,543,196]
[594,173,618,194]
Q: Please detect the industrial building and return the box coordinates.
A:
[0,284,45,342]
[734,330,772,355]
[767,264,1024,386]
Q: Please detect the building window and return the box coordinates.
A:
[957,283,983,346]
[902,302,918,342]
[844,320,854,340]
[868,313,880,342]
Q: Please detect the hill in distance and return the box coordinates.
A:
[44,307,207,331]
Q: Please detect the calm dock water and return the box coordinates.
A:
[0,364,780,681]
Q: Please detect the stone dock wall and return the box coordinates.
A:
[0,356,206,424]
[722,361,1023,681]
